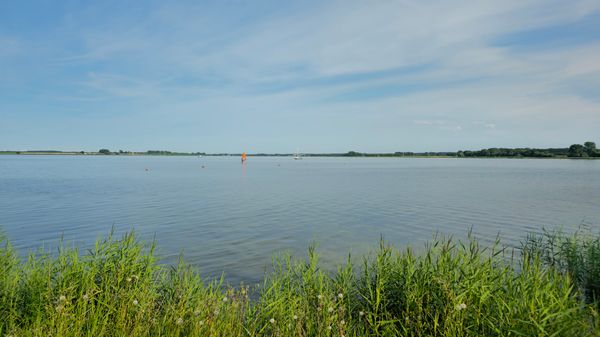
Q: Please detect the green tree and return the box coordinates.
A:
[99,149,111,155]
[568,144,586,157]
[584,141,597,156]
[584,141,596,150]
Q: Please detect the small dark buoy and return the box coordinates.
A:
[145,168,149,171]
[201,165,205,168]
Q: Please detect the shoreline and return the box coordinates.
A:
[2,152,600,159]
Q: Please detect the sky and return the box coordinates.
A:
[1,0,599,153]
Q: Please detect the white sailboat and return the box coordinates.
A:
[293,149,302,160]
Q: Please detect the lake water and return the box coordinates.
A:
[1,155,599,284]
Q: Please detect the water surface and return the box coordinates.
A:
[1,156,598,283]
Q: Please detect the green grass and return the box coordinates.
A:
[0,230,598,336]
[523,227,600,306]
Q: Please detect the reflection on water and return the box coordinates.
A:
[0,155,598,284]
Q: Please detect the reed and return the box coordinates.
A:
[0,230,597,336]
[522,227,600,306]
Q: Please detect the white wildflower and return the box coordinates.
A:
[317,294,323,300]
[269,318,276,324]
[327,325,332,330]
[126,277,132,282]
[59,295,66,302]
[82,294,89,301]
[222,296,228,302]
[133,299,139,306]
[455,303,467,311]
[199,320,204,326]
[176,317,184,325]
[337,293,343,299]
[293,315,298,320]
[340,320,345,325]
[328,307,334,313]
[359,311,365,317]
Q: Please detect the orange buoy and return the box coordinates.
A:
[241,152,247,163]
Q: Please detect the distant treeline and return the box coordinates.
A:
[457,141,599,158]
[2,142,598,158]
[144,150,205,156]
[337,151,456,157]
[458,148,565,158]
[98,149,206,156]
[340,141,599,158]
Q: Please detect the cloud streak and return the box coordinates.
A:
[0,0,599,152]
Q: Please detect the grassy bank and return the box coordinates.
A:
[1,231,598,336]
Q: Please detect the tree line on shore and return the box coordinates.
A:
[2,141,598,158]
[457,141,599,158]
[343,141,599,158]
[97,149,206,156]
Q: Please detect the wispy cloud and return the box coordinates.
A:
[414,120,446,126]
[83,72,162,98]
[473,121,497,129]
[1,1,599,151]
[0,36,21,57]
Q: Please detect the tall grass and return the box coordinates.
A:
[0,230,597,336]
[522,227,600,306]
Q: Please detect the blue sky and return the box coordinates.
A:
[1,0,599,153]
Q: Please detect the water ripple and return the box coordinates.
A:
[0,156,599,284]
